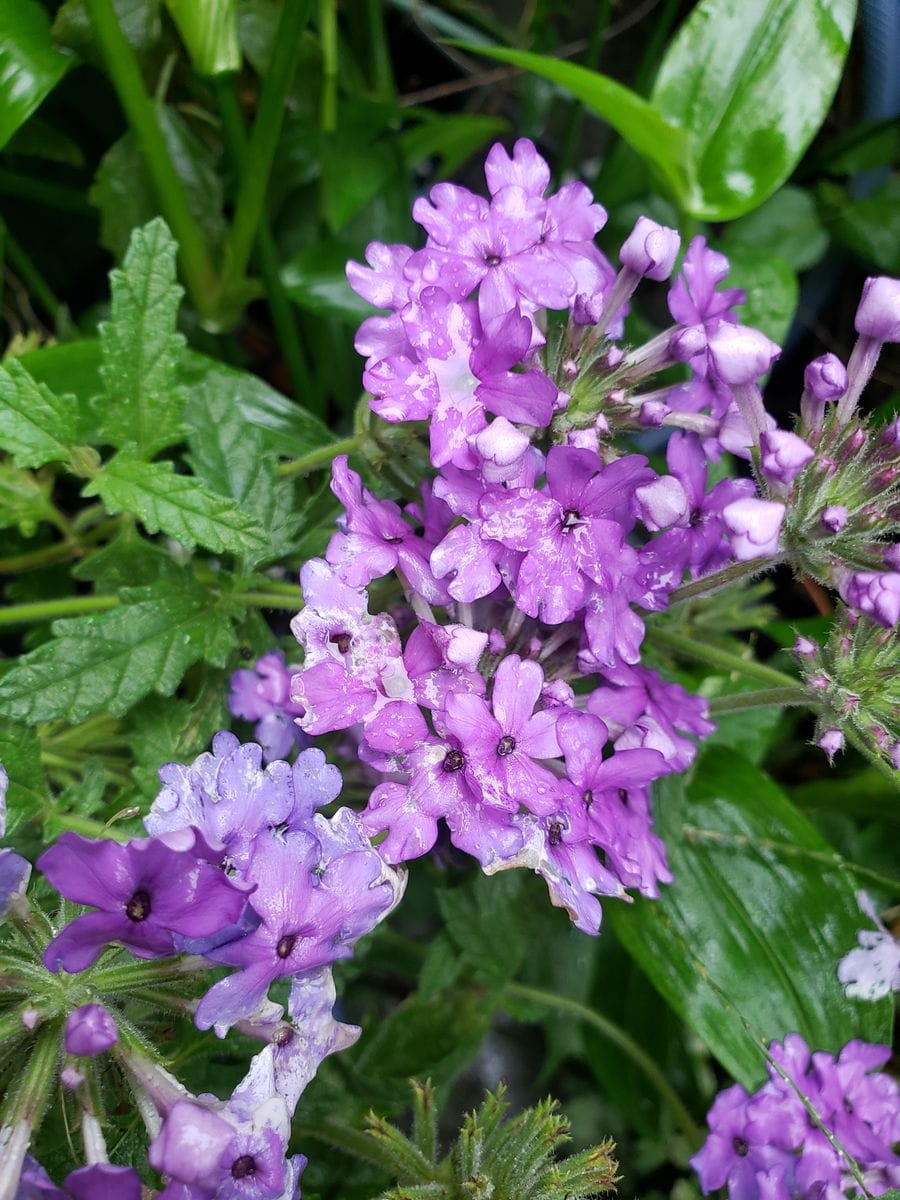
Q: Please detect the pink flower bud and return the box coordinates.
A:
[60,1065,85,1090]
[793,636,818,658]
[818,727,844,763]
[65,1004,118,1057]
[803,353,848,402]
[760,429,814,488]
[635,476,688,531]
[639,399,669,427]
[854,276,900,343]
[722,497,785,560]
[841,571,900,628]
[707,322,780,386]
[669,324,707,363]
[620,216,681,281]
[821,505,848,533]
[572,292,604,326]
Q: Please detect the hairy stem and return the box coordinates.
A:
[707,687,813,715]
[278,435,359,477]
[646,626,798,689]
[669,557,781,605]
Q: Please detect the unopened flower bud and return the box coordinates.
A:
[884,544,900,570]
[890,742,900,769]
[854,276,900,342]
[488,629,506,655]
[604,346,625,369]
[841,571,900,628]
[562,358,579,380]
[620,216,681,281]
[707,322,780,386]
[818,727,845,762]
[880,417,900,453]
[669,324,707,363]
[60,1065,85,1090]
[794,636,818,658]
[635,475,689,531]
[760,429,814,488]
[722,497,785,560]
[572,292,604,326]
[821,505,848,533]
[804,353,848,402]
[639,399,669,427]
[65,1004,118,1057]
[474,417,529,469]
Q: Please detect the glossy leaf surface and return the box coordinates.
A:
[164,0,240,75]
[0,0,71,151]
[609,747,892,1090]
[651,0,856,219]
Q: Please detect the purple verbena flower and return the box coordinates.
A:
[229,652,308,763]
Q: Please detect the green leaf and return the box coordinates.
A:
[724,245,798,345]
[90,106,226,261]
[72,524,183,589]
[608,748,892,1089]
[53,0,161,61]
[0,722,49,836]
[0,359,77,468]
[95,218,187,458]
[358,988,490,1083]
[400,112,508,176]
[724,186,829,273]
[84,455,270,558]
[127,672,229,796]
[438,872,526,989]
[651,0,857,220]
[0,464,54,536]
[184,382,299,565]
[0,0,71,152]
[179,352,336,459]
[455,43,693,210]
[825,177,900,275]
[0,579,237,724]
[281,242,374,324]
[16,341,103,435]
[164,0,240,75]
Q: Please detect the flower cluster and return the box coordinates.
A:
[691,1035,900,1200]
[0,736,403,1195]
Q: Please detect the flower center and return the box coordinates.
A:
[442,748,465,772]
[330,631,352,655]
[125,889,151,922]
[583,789,594,809]
[732,1137,749,1157]
[276,933,297,960]
[548,821,563,846]
[497,735,516,757]
[561,509,582,533]
[272,1025,294,1047]
[484,253,501,267]
[231,1155,257,1180]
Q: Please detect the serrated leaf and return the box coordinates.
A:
[95,218,187,458]
[651,0,857,220]
[358,988,490,1084]
[0,580,237,724]
[0,464,53,536]
[0,359,77,468]
[438,872,526,989]
[85,455,269,558]
[0,722,49,837]
[72,524,183,590]
[184,383,299,565]
[0,0,71,152]
[128,671,229,797]
[608,748,892,1090]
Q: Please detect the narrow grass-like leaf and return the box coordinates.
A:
[85,455,269,558]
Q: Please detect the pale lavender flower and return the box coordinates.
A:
[854,276,900,343]
[620,216,680,281]
[722,498,785,561]
[837,892,900,1002]
[229,652,307,763]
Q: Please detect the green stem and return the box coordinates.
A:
[278,435,359,477]
[0,540,80,575]
[669,557,780,605]
[5,225,61,322]
[0,594,119,626]
[0,1025,59,1125]
[842,728,900,790]
[319,0,338,131]
[364,0,395,101]
[91,957,202,993]
[240,591,304,610]
[42,811,131,841]
[221,0,314,299]
[503,982,702,1149]
[214,77,316,406]
[84,0,219,315]
[646,625,799,689]
[707,687,814,715]
[556,0,610,182]
[682,825,899,894]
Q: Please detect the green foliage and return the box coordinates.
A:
[164,0,240,75]
[0,361,78,469]
[0,578,237,723]
[0,465,54,536]
[94,218,188,458]
[365,1080,619,1200]
[609,747,893,1090]
[0,0,71,151]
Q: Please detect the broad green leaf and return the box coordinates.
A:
[84,456,270,558]
[826,177,900,275]
[725,245,798,346]
[811,118,900,177]
[90,106,226,261]
[184,382,299,565]
[127,672,229,797]
[456,44,692,209]
[0,579,237,723]
[95,218,187,457]
[0,464,54,536]
[724,186,829,273]
[651,0,857,220]
[281,242,374,324]
[164,0,240,75]
[0,0,71,152]
[357,987,490,1083]
[438,872,526,989]
[0,722,49,837]
[16,341,103,432]
[608,748,892,1090]
[5,117,85,166]
[53,0,161,61]
[0,359,77,468]
[178,352,337,459]
[72,524,183,589]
